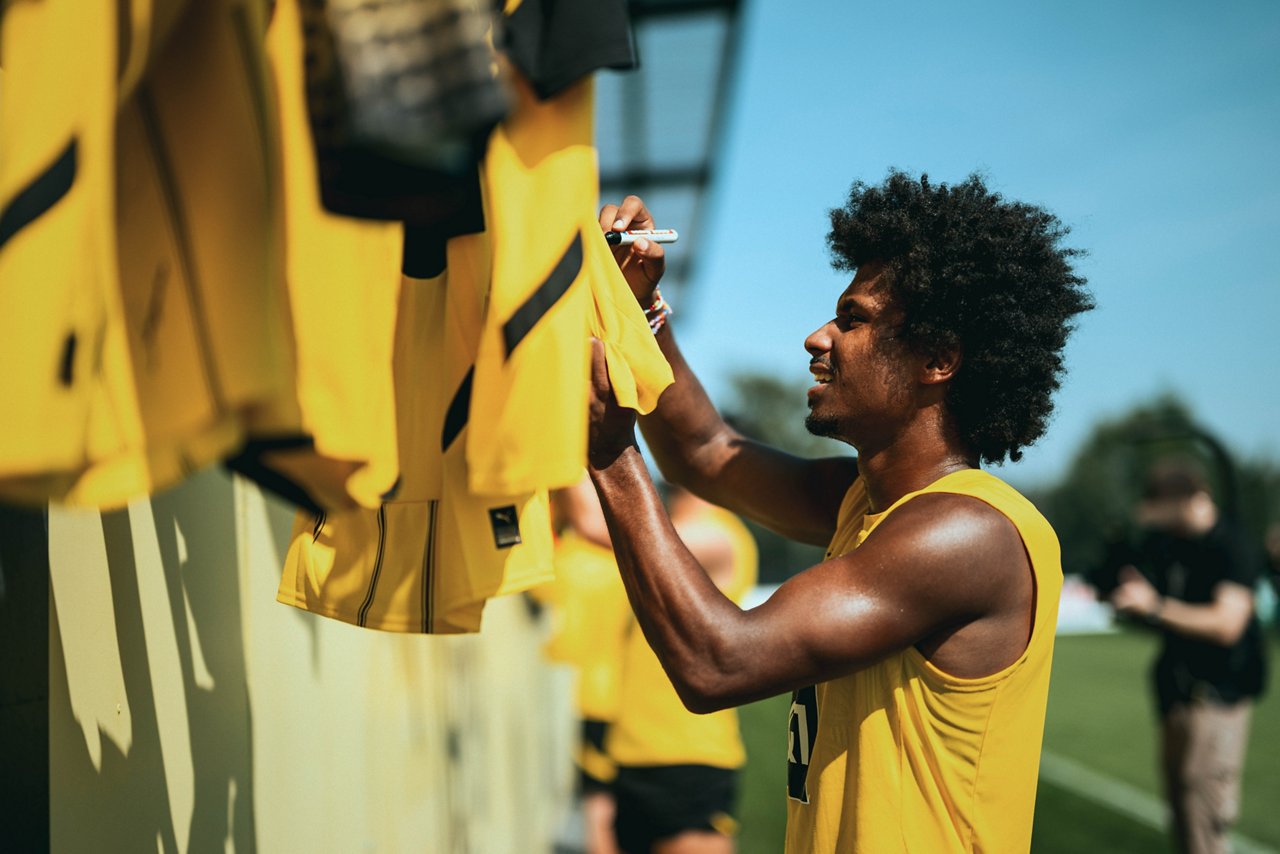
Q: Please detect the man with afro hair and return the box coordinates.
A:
[587,170,1092,853]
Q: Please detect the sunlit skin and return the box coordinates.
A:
[586,196,1036,714]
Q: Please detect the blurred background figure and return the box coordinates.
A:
[1096,458,1268,854]
[544,476,632,854]
[606,483,757,854]
[542,478,758,854]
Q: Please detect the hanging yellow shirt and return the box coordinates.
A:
[467,61,672,497]
[784,469,1061,853]
[0,0,128,499]
[279,234,554,634]
[228,0,403,512]
[606,506,758,769]
[0,0,286,509]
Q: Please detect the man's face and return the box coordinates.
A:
[803,262,917,448]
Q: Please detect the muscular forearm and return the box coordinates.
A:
[588,444,746,712]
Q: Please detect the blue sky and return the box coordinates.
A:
[669,0,1280,488]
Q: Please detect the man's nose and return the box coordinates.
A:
[804,321,835,358]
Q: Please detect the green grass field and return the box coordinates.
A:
[734,627,1280,853]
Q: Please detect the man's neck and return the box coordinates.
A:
[854,417,977,512]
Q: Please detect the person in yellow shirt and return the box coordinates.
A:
[544,477,758,854]
[584,174,1093,853]
[607,484,757,854]
[542,476,632,854]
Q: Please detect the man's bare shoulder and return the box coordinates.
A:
[852,491,1029,617]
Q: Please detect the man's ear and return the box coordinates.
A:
[921,347,962,385]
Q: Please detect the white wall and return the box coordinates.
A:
[47,467,575,853]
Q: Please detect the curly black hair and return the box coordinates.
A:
[827,170,1094,465]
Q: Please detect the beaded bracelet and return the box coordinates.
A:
[645,287,673,335]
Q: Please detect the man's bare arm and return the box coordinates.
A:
[588,444,1031,713]
[601,197,857,546]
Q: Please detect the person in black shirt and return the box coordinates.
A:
[1104,459,1267,854]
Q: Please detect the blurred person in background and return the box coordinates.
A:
[606,483,757,854]
[545,478,758,853]
[544,476,631,854]
[1103,458,1268,854]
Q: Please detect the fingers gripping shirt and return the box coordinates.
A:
[278,235,554,633]
[466,64,671,496]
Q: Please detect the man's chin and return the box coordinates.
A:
[805,413,839,438]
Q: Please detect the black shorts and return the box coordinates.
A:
[613,764,739,854]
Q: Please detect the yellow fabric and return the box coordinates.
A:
[67,0,284,508]
[588,224,673,416]
[606,507,758,769]
[0,0,129,497]
[0,0,285,509]
[542,530,633,722]
[784,469,1062,854]
[279,237,554,633]
[249,0,403,510]
[467,64,672,496]
[116,1,196,104]
[580,739,618,786]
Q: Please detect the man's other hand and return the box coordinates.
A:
[588,338,638,469]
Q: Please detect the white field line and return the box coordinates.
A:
[1039,750,1277,854]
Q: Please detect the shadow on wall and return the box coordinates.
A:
[49,469,256,852]
[44,467,576,853]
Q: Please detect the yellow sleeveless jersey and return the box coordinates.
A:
[542,530,633,723]
[606,507,758,769]
[466,62,672,496]
[784,469,1062,853]
[228,0,403,512]
[278,234,554,633]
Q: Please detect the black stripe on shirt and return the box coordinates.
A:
[502,232,582,358]
[358,505,388,627]
[422,499,439,633]
[441,366,474,452]
[0,139,77,252]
